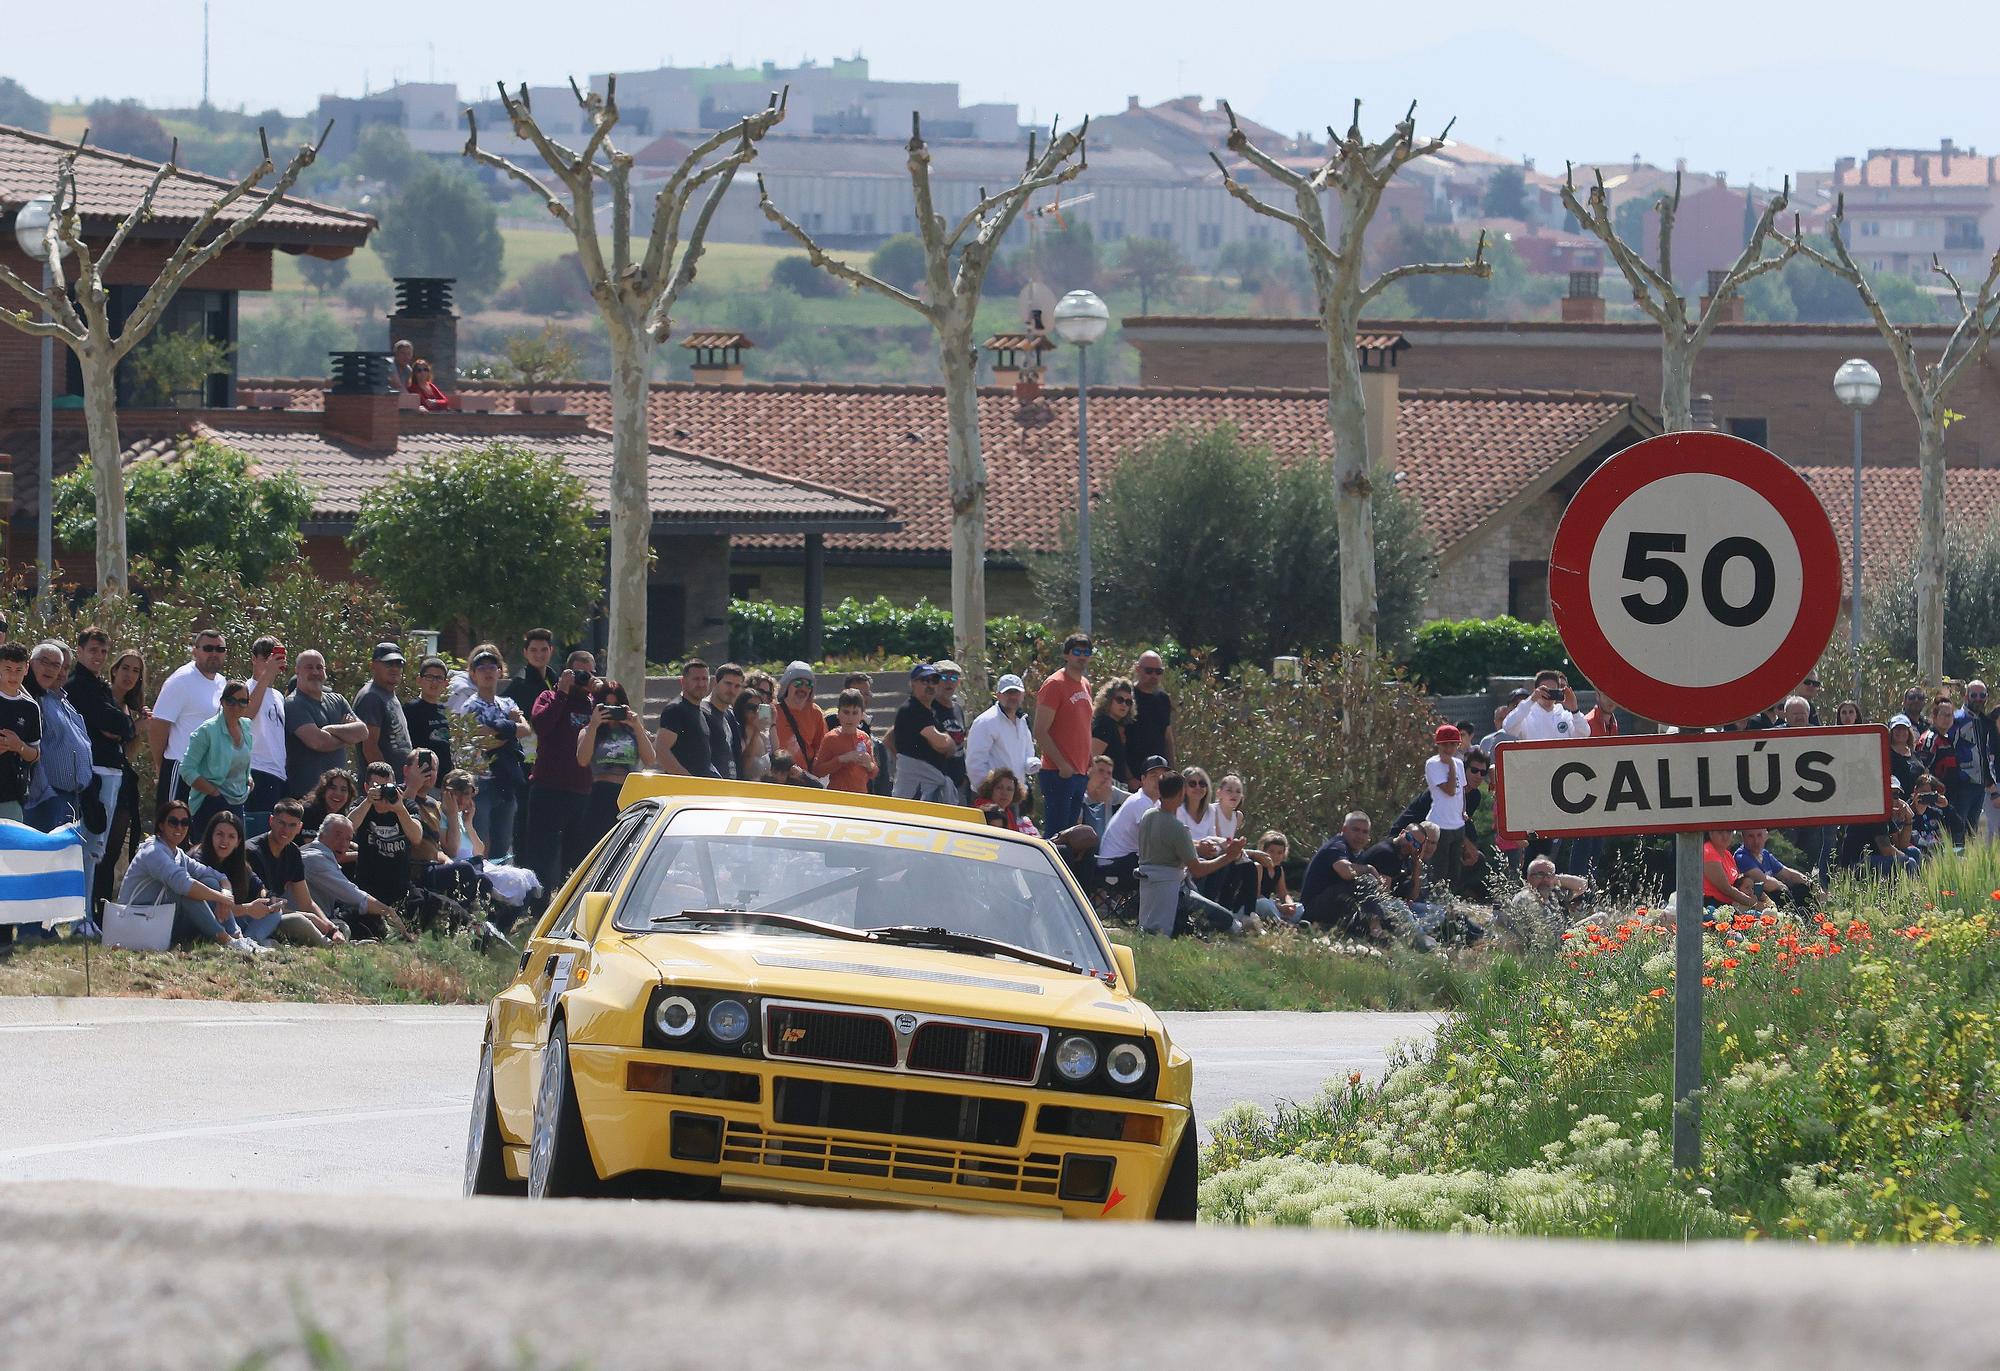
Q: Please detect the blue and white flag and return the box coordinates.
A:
[0,819,87,927]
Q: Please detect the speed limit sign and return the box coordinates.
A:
[1549,431,1840,728]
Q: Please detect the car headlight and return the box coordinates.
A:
[1054,1035,1099,1081]
[1105,1041,1148,1087]
[654,995,698,1039]
[706,998,751,1043]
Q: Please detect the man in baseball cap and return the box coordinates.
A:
[893,666,956,802]
[967,672,1036,802]
[1425,723,1469,895]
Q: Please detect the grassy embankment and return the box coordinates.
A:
[1200,847,2000,1242]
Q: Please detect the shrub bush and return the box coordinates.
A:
[1403,616,1580,694]
[729,597,1056,665]
[1864,515,2000,678]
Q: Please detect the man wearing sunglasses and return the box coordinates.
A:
[1035,633,1096,836]
[1127,649,1176,769]
[148,629,229,815]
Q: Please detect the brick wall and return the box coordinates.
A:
[1128,321,2000,469]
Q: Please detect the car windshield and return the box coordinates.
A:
[614,808,1111,975]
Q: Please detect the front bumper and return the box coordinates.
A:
[521,1043,1189,1220]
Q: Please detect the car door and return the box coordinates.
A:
[492,806,654,1142]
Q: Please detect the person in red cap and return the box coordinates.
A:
[1425,723,1468,888]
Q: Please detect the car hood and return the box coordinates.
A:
[609,930,1159,1039]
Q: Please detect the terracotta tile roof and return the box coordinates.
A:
[103,421,895,530]
[1122,315,1970,340]
[1794,464,2000,590]
[0,124,373,247]
[1841,151,1999,190]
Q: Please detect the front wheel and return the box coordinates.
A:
[528,1021,599,1198]
[1153,1125,1198,1221]
[465,1041,525,1197]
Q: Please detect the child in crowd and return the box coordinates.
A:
[0,642,40,824]
[813,689,879,793]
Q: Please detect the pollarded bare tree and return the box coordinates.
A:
[1559,167,1795,432]
[464,79,786,692]
[758,114,1088,687]
[1787,199,2000,686]
[1210,101,1490,652]
[0,126,329,594]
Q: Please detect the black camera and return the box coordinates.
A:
[603,704,629,721]
[379,783,401,803]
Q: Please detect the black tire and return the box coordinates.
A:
[528,1020,599,1198]
[1153,1124,1199,1221]
[465,1041,525,1197]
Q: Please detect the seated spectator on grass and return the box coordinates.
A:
[1298,812,1429,948]
[1135,772,1243,937]
[1496,856,1591,948]
[1095,755,1168,896]
[408,358,450,412]
[302,768,359,838]
[1077,753,1128,838]
[197,808,326,947]
[1837,782,1918,878]
[1909,772,1951,861]
[1702,829,1773,911]
[1357,822,1453,939]
[1250,831,1300,925]
[115,799,266,955]
[813,689,879,793]
[247,800,345,944]
[300,814,405,942]
[349,761,421,909]
[181,681,256,837]
[440,770,539,919]
[1733,827,1815,907]
[973,767,1038,834]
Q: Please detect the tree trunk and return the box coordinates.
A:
[1322,297,1376,652]
[80,348,129,596]
[1659,336,1695,434]
[605,319,654,692]
[1915,411,1946,687]
[939,329,988,686]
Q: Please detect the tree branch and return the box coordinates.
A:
[757,174,928,314]
[945,163,1084,250]
[1789,203,1926,406]
[643,134,757,341]
[1558,168,1679,330]
[637,88,786,290]
[1361,228,1492,306]
[1689,180,1794,350]
[463,107,576,232]
[96,138,180,276]
[1209,151,1337,263]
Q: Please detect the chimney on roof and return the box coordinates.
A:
[985,331,1051,390]
[1631,154,1642,171]
[682,331,754,386]
[1127,95,1140,111]
[1891,157,1901,186]
[1359,340,1398,471]
[1920,156,1931,186]
[1835,155,1855,185]
[1700,268,1744,324]
[1561,269,1605,323]
[1691,394,1718,431]
[323,351,399,453]
[388,277,457,394]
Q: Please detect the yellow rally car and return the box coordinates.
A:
[464,775,1197,1220]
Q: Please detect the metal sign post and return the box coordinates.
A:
[1672,832,1703,1170]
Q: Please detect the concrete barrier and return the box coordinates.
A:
[2,1182,1995,1370]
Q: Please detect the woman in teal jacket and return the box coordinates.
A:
[181,683,256,837]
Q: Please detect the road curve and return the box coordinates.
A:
[3,1181,1997,1371]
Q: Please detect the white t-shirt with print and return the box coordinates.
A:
[154,661,226,762]
[1426,755,1467,828]
[243,676,288,780]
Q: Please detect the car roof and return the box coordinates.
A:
[616,773,1034,843]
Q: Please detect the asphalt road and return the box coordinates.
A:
[0,998,1439,1194]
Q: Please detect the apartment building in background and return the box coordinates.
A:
[1824,140,1997,282]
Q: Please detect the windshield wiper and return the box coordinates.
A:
[649,909,876,943]
[863,924,1085,975]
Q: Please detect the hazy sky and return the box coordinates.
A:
[11,0,1998,176]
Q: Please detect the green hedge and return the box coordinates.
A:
[729,596,1056,666]
[1403,616,1582,695]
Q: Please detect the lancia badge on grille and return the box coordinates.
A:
[894,1013,919,1034]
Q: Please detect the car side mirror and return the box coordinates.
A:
[579,891,614,943]
[1111,942,1137,992]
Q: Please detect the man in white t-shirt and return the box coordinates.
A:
[1502,670,1592,743]
[1094,754,1169,896]
[148,628,229,813]
[242,635,290,819]
[1424,724,1469,891]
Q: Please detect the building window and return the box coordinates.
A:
[1197,223,1222,250]
[1727,417,1770,448]
[1859,220,1880,237]
[1100,220,1124,241]
[1247,224,1269,242]
[1148,221,1173,241]
[849,213,877,235]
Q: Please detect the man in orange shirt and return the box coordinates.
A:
[813,689,878,793]
[1033,633,1095,836]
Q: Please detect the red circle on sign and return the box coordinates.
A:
[1549,431,1840,728]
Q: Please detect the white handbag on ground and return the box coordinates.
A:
[101,901,176,952]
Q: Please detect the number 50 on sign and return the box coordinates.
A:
[1549,432,1842,730]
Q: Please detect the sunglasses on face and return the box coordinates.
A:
[1466,767,1488,777]
[161,815,189,829]
[1069,647,1093,657]
[939,674,960,683]
[223,694,249,707]
[198,644,225,654]
[1112,695,1132,705]
[1188,780,1208,789]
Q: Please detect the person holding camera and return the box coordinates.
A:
[347,760,424,909]
[525,651,599,900]
[578,679,657,850]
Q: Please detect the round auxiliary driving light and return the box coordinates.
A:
[1105,1042,1148,1087]
[706,998,751,1043]
[1054,1035,1099,1081]
[654,995,698,1039]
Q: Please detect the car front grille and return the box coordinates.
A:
[905,1022,1041,1083]
[764,1005,897,1069]
[773,1075,1024,1147]
[722,1119,1060,1197]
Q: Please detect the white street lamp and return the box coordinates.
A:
[13,195,68,604]
[1833,358,1882,670]
[1052,288,1110,633]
